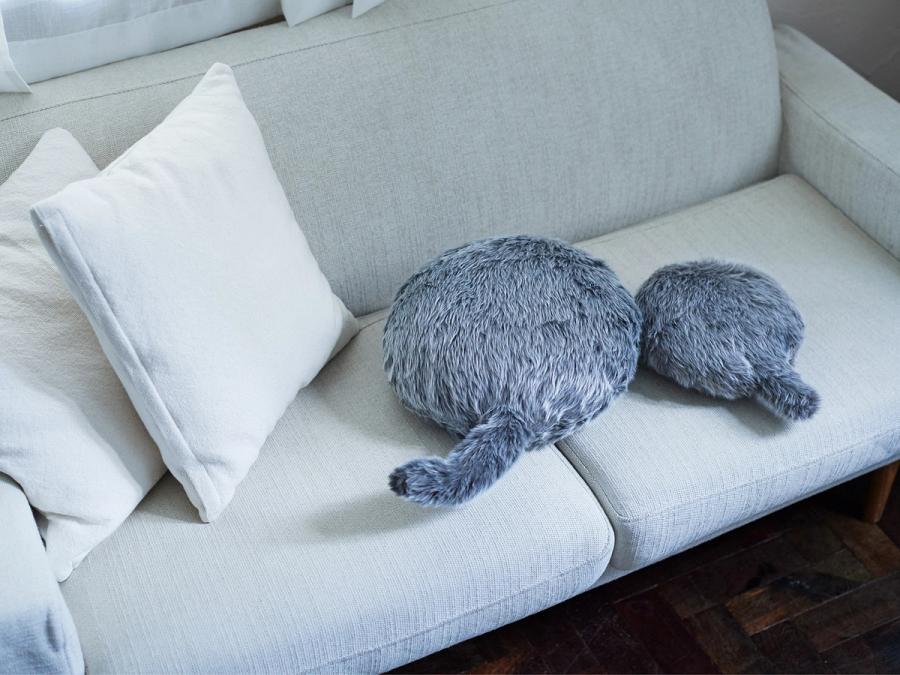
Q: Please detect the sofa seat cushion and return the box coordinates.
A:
[559,174,900,573]
[60,317,613,674]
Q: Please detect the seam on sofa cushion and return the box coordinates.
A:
[741,170,899,271]
[0,0,522,125]
[596,451,900,575]
[578,178,777,251]
[548,442,614,525]
[34,203,222,518]
[561,426,900,525]
[356,309,389,331]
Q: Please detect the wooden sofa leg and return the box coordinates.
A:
[863,461,899,523]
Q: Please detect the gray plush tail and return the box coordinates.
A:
[755,366,820,421]
[388,409,533,507]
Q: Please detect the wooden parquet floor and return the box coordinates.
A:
[393,474,900,674]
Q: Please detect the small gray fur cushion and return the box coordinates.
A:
[635,260,820,421]
[383,235,641,506]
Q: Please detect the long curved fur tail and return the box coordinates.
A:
[755,366,820,421]
[389,409,533,507]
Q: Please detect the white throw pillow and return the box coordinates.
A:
[351,0,383,19]
[0,0,282,86]
[281,0,347,26]
[0,12,29,92]
[0,128,166,581]
[280,0,382,26]
[32,63,359,522]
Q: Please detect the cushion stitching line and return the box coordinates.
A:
[604,452,900,572]
[554,443,623,538]
[739,175,900,263]
[560,423,900,524]
[550,445,614,525]
[39,204,221,516]
[578,178,776,249]
[318,556,602,671]
[780,76,900,183]
[357,314,387,332]
[0,0,522,124]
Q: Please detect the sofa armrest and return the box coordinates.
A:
[0,475,83,675]
[776,25,900,259]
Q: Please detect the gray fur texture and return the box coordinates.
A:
[635,260,819,421]
[383,235,641,506]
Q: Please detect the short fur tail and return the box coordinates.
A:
[755,366,820,421]
[389,409,533,507]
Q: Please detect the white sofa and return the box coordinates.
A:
[1,1,898,672]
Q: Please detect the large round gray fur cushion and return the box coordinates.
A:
[635,260,819,421]
[383,235,641,506]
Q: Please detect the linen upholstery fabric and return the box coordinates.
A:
[32,64,358,522]
[0,0,282,84]
[559,175,900,571]
[0,128,164,581]
[60,321,614,673]
[0,475,83,674]
[776,26,900,261]
[0,0,780,316]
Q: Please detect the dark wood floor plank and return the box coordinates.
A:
[862,617,900,672]
[614,588,720,674]
[786,524,844,564]
[826,512,900,577]
[819,617,900,673]
[726,569,858,636]
[658,572,712,618]
[686,605,773,673]
[508,603,593,674]
[793,572,900,652]
[576,603,663,674]
[820,634,882,674]
[811,547,872,583]
[752,620,833,674]
[661,534,808,619]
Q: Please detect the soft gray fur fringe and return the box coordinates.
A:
[383,235,641,506]
[635,260,819,421]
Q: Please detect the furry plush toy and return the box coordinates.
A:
[635,260,819,421]
[383,235,641,507]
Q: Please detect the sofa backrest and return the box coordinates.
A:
[0,0,781,316]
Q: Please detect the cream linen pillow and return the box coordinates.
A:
[0,128,165,580]
[32,64,358,522]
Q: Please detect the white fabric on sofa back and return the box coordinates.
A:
[0,0,283,85]
[0,0,781,316]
